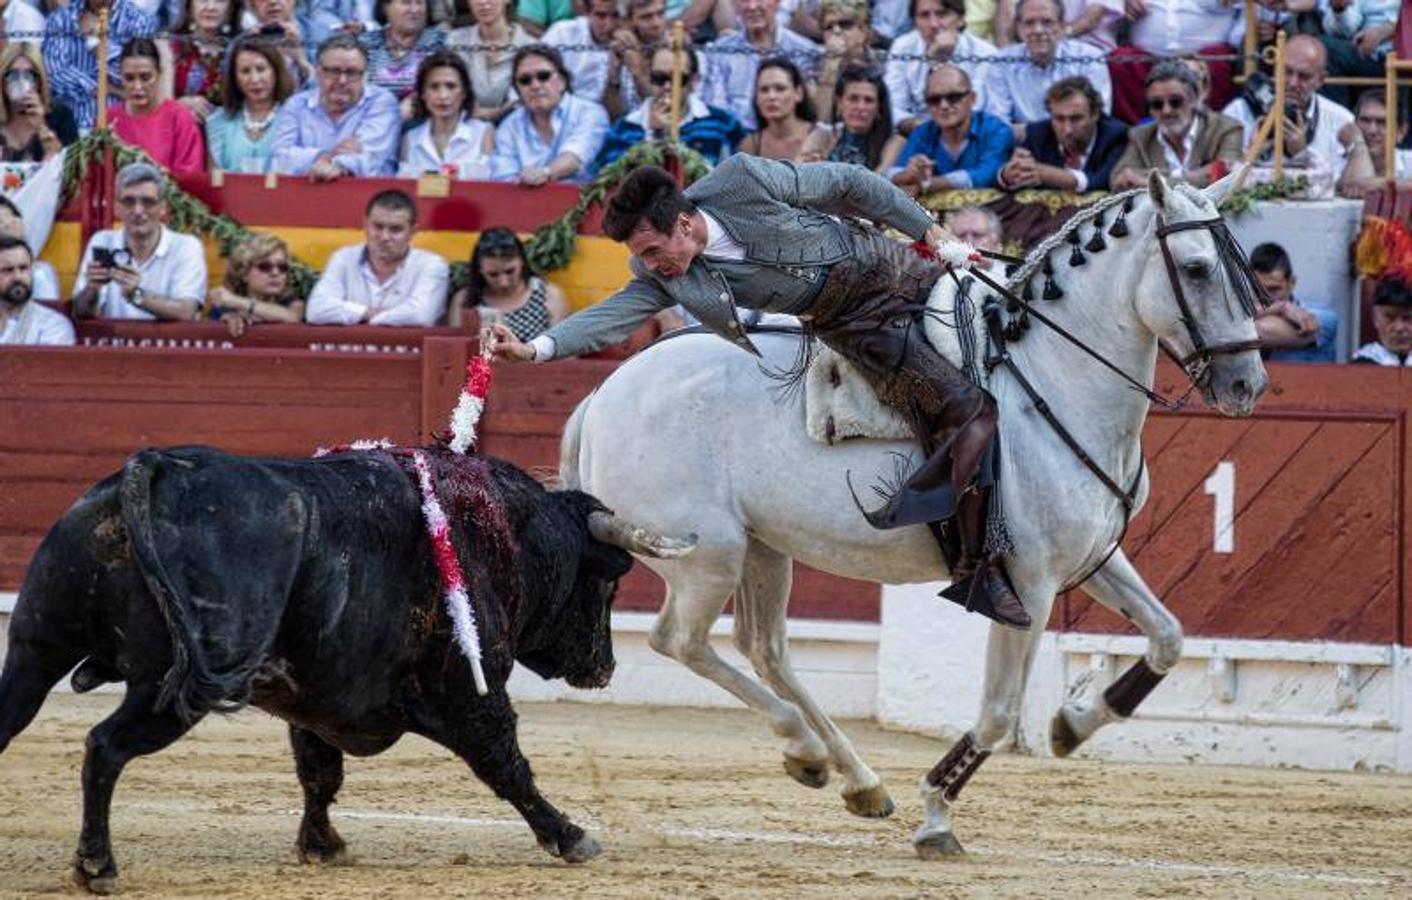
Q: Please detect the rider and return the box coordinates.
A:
[485,156,1031,629]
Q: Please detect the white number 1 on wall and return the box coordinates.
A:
[1203,462,1235,554]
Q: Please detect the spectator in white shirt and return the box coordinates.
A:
[306,188,450,326]
[1104,0,1238,124]
[1220,35,1355,179]
[542,0,619,103]
[0,234,73,346]
[72,163,206,322]
[398,52,496,179]
[0,194,59,301]
[1352,279,1412,367]
[885,0,996,134]
[985,0,1110,124]
[490,45,609,185]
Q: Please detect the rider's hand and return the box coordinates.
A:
[482,322,535,362]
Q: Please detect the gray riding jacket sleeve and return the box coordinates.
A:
[539,157,936,360]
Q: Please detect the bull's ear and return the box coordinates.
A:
[583,541,633,581]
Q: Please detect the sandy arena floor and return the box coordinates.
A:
[0,692,1409,898]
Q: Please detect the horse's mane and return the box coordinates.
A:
[1006,188,1147,290]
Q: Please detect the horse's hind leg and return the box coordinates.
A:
[915,592,1053,859]
[290,725,348,864]
[734,539,892,818]
[74,684,202,894]
[648,544,829,790]
[1051,549,1181,757]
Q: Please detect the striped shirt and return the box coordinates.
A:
[361,27,446,100]
[43,0,157,131]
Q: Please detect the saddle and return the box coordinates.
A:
[804,273,993,446]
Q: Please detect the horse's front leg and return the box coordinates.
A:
[1050,549,1182,757]
[914,589,1053,859]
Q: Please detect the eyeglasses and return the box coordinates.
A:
[1147,95,1186,113]
[255,260,290,274]
[319,65,365,81]
[925,90,969,107]
[649,71,682,87]
[118,195,161,209]
[515,69,556,87]
[824,17,858,31]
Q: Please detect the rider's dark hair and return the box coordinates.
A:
[1249,242,1292,279]
[602,166,697,242]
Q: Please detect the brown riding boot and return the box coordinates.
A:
[941,486,1031,630]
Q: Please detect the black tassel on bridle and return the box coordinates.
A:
[1068,229,1086,267]
[1086,210,1107,253]
[1108,195,1134,238]
[1042,255,1063,300]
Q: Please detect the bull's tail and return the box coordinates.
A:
[558,392,595,492]
[120,451,242,723]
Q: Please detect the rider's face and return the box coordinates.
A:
[626,214,698,279]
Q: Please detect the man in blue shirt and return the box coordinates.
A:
[593,47,745,173]
[270,34,402,180]
[891,64,1012,196]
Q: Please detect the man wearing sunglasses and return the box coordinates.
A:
[72,163,207,322]
[890,64,1013,196]
[485,155,1035,629]
[1111,61,1243,191]
[270,34,402,180]
[592,46,746,172]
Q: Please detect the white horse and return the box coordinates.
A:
[558,171,1269,856]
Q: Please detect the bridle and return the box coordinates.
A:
[946,204,1264,589]
[1154,214,1265,383]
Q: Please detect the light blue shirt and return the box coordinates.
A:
[984,38,1111,124]
[206,105,282,173]
[1322,0,1399,55]
[699,28,822,129]
[870,0,910,41]
[270,83,402,177]
[490,93,609,183]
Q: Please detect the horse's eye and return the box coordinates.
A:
[1183,261,1212,280]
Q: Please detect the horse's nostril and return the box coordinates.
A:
[1231,379,1250,401]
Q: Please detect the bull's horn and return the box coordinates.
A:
[588,511,697,559]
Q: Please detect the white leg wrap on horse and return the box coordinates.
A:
[925,731,991,803]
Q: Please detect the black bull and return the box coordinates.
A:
[0,445,692,893]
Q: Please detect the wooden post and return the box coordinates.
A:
[669,20,685,144]
[95,6,111,131]
[1386,52,1398,184]
[1273,30,1286,180]
[1233,111,1279,191]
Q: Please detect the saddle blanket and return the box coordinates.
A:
[804,272,992,445]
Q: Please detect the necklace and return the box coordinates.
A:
[242,107,276,136]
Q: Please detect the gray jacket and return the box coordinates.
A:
[540,155,937,359]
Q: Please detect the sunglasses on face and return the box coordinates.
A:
[1147,95,1186,112]
[925,90,969,107]
[648,70,682,87]
[824,17,857,31]
[515,69,556,87]
[255,260,289,274]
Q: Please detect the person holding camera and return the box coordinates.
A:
[72,163,207,322]
[0,44,75,163]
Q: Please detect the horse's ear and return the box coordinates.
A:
[1201,166,1243,208]
[1146,169,1170,210]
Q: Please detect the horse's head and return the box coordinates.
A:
[1133,170,1269,418]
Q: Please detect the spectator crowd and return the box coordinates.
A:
[0,0,1407,360]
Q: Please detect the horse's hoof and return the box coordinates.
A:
[842,784,895,818]
[298,843,349,865]
[560,834,601,864]
[914,830,965,860]
[297,826,348,865]
[1050,709,1083,758]
[783,754,829,789]
[73,856,117,895]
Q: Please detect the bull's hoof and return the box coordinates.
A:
[297,825,348,865]
[842,783,895,818]
[559,833,601,864]
[783,754,829,789]
[1050,709,1084,759]
[913,829,965,860]
[72,855,118,895]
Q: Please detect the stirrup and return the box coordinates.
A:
[847,473,957,530]
[938,563,1029,630]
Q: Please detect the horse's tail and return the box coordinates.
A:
[558,390,596,491]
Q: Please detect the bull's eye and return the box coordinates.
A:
[1182,260,1213,280]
